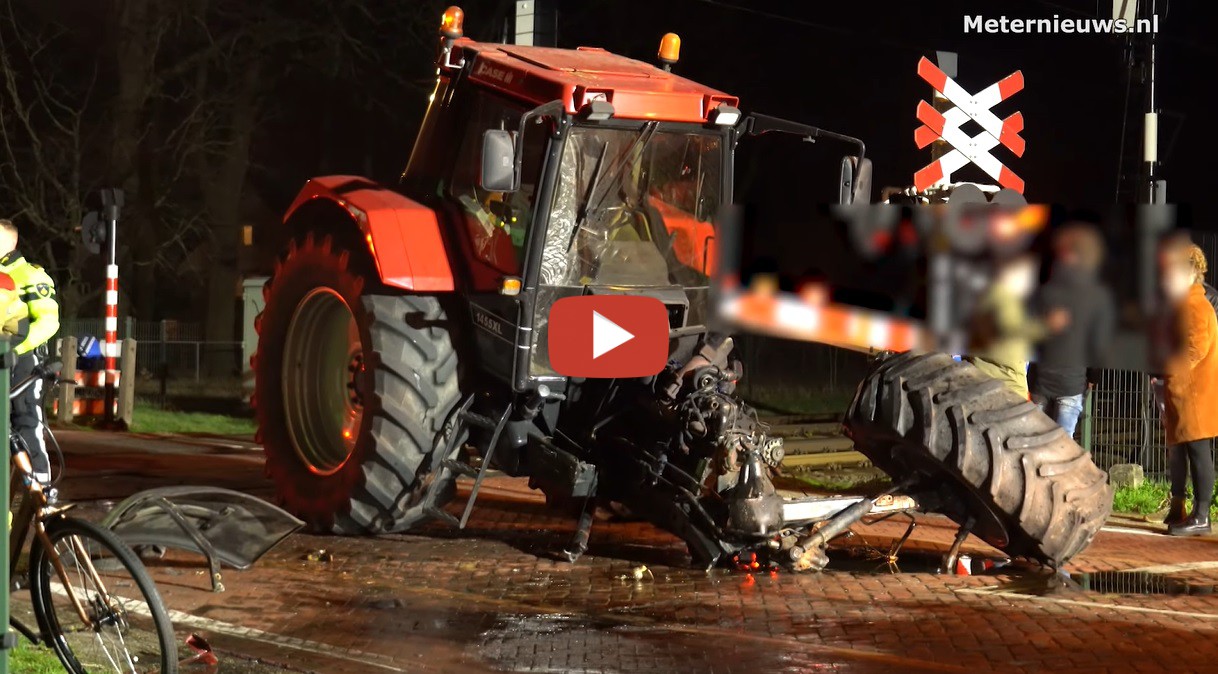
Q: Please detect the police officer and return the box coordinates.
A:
[0,218,59,485]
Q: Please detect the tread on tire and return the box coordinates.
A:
[845,351,1112,566]
[254,232,464,534]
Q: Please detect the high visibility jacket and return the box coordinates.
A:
[0,251,59,355]
[0,271,29,341]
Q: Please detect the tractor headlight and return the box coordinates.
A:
[709,105,741,127]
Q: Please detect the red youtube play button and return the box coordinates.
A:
[548,296,669,378]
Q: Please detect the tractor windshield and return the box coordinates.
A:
[539,125,723,288]
[529,124,724,377]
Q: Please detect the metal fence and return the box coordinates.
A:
[58,318,242,382]
[1089,370,1168,476]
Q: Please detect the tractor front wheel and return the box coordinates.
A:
[253,232,463,533]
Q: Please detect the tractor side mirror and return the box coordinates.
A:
[839,156,872,205]
[481,130,518,192]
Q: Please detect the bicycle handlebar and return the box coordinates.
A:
[9,361,65,401]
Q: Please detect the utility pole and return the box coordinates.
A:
[101,189,123,425]
[1142,0,1165,204]
[1113,0,1165,204]
[926,51,958,353]
[512,0,557,47]
[1111,1,1169,315]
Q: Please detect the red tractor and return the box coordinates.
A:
[254,7,1111,571]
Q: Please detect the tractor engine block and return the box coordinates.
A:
[661,363,786,537]
[670,364,773,474]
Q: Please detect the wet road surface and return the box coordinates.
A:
[42,430,1218,673]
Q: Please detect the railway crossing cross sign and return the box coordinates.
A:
[913,56,1026,194]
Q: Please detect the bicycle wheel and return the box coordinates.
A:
[28,516,177,673]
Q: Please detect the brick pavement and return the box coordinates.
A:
[44,435,1218,673]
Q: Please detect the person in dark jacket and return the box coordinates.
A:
[1030,224,1115,438]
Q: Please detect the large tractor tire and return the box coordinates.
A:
[253,232,464,534]
[845,351,1112,566]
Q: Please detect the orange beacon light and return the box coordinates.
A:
[658,33,681,71]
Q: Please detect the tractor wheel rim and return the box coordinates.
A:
[898,442,1009,548]
[281,287,363,475]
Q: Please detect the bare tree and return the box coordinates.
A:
[178,0,442,357]
[0,0,97,315]
[1,0,444,348]
[0,0,213,319]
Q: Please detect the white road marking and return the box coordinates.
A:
[49,583,409,672]
[1121,561,1218,575]
[1100,525,1165,538]
[163,609,409,672]
[955,586,1218,621]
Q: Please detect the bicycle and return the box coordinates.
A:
[8,361,177,673]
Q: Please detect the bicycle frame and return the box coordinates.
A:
[9,434,103,629]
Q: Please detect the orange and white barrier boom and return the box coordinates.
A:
[719,288,926,355]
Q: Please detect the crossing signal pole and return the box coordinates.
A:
[80,188,125,426]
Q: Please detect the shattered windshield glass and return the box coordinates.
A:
[540,126,723,288]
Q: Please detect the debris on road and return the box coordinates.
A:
[303,549,333,563]
[182,633,219,667]
[618,565,654,582]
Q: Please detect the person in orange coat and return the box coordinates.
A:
[1159,240,1218,536]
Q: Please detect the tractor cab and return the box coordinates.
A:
[405,11,863,395]
[504,118,727,384]
[401,23,740,393]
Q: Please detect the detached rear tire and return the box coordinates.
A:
[254,232,463,534]
[845,352,1112,566]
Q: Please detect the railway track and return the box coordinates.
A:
[761,417,872,469]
